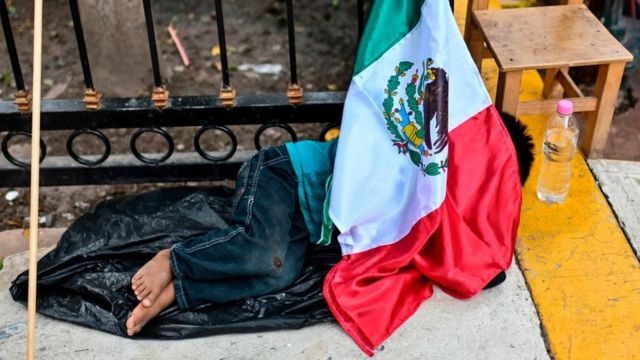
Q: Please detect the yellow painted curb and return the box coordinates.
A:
[512,71,640,360]
[456,2,640,359]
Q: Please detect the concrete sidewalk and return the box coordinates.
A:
[589,159,640,256]
[0,230,549,360]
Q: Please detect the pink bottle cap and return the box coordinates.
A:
[557,100,573,115]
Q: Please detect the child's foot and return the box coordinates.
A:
[131,249,173,307]
[126,281,176,336]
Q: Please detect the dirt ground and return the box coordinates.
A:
[0,0,638,231]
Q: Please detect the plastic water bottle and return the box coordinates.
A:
[536,100,579,204]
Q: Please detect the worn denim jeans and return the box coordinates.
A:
[170,145,310,309]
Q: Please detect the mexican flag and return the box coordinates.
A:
[324,0,522,355]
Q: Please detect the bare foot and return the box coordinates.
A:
[126,281,176,336]
[131,249,173,307]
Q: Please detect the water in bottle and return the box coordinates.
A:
[536,100,579,204]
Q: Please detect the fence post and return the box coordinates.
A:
[77,0,155,97]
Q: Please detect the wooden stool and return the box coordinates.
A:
[468,4,633,158]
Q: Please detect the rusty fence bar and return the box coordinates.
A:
[68,0,94,90]
[285,0,299,86]
[0,0,25,91]
[285,0,303,105]
[68,0,103,110]
[142,0,163,88]
[215,0,231,89]
[214,0,236,107]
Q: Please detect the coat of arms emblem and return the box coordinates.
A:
[382,59,449,176]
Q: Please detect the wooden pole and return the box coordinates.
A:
[27,0,44,358]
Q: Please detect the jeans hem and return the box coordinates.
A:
[173,279,190,309]
[169,245,184,279]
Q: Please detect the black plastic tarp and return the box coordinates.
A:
[10,186,340,338]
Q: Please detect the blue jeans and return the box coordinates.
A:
[170,145,310,309]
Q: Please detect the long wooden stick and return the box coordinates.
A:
[27,0,44,358]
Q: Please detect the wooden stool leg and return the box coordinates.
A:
[466,20,485,70]
[496,70,523,116]
[582,62,625,159]
[464,0,489,70]
[543,68,566,99]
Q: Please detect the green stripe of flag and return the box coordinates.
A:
[353,0,426,76]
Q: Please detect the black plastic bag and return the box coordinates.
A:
[10,186,340,338]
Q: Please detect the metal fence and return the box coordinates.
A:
[0,0,454,187]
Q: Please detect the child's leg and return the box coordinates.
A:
[170,145,307,280]
[133,145,309,306]
[172,227,308,308]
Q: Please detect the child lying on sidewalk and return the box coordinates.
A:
[126,113,533,335]
[127,141,336,335]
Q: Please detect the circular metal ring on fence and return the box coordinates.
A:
[194,125,238,162]
[1,131,47,168]
[130,127,174,165]
[254,124,297,150]
[66,129,111,166]
[319,123,340,142]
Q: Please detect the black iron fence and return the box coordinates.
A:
[0,0,454,188]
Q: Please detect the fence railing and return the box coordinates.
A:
[0,0,454,187]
